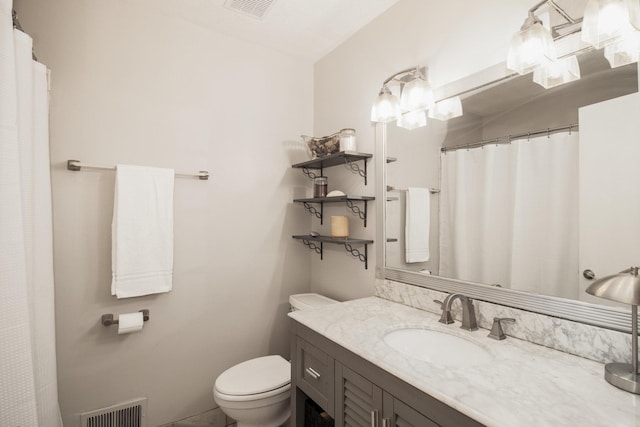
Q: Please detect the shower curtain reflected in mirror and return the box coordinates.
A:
[439,132,579,299]
[1,1,62,425]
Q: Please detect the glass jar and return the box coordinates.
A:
[339,128,357,152]
[313,176,328,198]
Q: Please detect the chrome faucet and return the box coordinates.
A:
[435,294,479,331]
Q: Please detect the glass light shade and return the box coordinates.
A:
[400,77,434,111]
[630,0,640,30]
[582,0,635,48]
[397,110,427,130]
[507,22,557,75]
[604,31,640,67]
[533,55,581,89]
[371,87,401,123]
[428,97,463,121]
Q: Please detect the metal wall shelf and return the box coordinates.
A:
[293,196,375,227]
[292,235,373,269]
[292,151,372,185]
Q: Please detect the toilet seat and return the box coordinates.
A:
[214,355,290,400]
[214,382,291,403]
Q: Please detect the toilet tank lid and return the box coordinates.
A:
[289,293,338,311]
[215,355,290,396]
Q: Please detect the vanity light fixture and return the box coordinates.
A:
[397,110,427,130]
[507,13,557,75]
[582,0,638,49]
[533,54,581,88]
[586,267,640,394]
[508,0,640,90]
[604,31,640,67]
[371,84,401,123]
[428,96,463,121]
[631,0,640,29]
[399,71,435,112]
[371,66,433,126]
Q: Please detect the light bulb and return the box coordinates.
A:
[533,55,581,89]
[400,77,434,112]
[582,0,636,48]
[604,31,640,67]
[397,110,427,130]
[507,21,556,75]
[371,86,401,123]
[428,97,463,121]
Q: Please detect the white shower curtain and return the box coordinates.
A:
[1,1,63,425]
[439,132,579,298]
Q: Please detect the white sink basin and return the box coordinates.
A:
[383,328,493,367]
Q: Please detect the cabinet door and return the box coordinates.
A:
[296,337,334,415]
[335,362,383,427]
[383,393,439,427]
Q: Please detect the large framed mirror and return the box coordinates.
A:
[377,48,640,333]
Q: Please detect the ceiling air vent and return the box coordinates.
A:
[224,0,278,19]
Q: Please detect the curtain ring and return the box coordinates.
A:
[569,124,573,135]
[547,128,550,138]
[527,132,531,141]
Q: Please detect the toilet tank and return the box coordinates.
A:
[289,293,338,311]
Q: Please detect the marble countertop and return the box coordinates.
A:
[288,296,640,427]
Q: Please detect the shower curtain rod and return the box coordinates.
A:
[66,160,209,180]
[440,124,578,153]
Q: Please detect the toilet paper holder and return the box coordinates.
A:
[102,309,150,327]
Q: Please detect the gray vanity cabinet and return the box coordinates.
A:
[290,320,484,427]
[335,363,437,427]
[334,363,382,425]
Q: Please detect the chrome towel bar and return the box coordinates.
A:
[67,160,209,180]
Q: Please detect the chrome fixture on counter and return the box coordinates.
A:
[488,317,516,340]
[435,293,479,331]
[586,266,640,394]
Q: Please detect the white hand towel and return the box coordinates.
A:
[405,187,430,263]
[111,164,175,298]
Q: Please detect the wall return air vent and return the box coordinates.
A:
[224,0,278,19]
[80,398,147,427]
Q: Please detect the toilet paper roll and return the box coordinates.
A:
[117,312,144,335]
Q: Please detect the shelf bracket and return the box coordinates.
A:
[302,202,324,224]
[343,158,368,185]
[302,239,323,260]
[302,166,323,180]
[344,243,369,269]
[345,199,368,227]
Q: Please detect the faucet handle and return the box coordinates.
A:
[434,299,454,324]
[488,317,516,340]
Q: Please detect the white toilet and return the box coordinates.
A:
[213,293,338,427]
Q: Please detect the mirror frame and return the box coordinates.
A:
[375,61,637,334]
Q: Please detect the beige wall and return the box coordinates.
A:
[312,0,534,299]
[15,1,313,425]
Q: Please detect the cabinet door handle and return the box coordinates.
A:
[370,409,379,427]
[382,418,390,427]
[305,366,321,380]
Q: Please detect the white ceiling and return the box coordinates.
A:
[133,0,400,62]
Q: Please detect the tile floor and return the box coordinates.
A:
[159,408,236,427]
